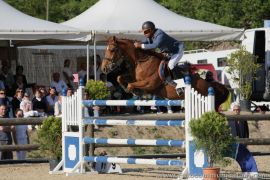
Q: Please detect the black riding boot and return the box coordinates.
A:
[172,66,182,80]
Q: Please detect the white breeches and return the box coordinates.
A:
[168,43,184,70]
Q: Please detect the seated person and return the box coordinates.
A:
[45,87,58,116]
[50,72,67,95]
[32,89,47,115]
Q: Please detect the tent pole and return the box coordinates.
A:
[86,41,90,81]
[93,31,97,81]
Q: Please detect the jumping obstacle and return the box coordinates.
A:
[51,77,215,179]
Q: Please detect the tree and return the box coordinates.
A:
[4,0,98,22]
[226,47,260,100]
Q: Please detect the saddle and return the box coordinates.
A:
[158,61,216,83]
[158,61,189,82]
[158,61,188,96]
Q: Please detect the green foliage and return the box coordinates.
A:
[227,47,260,100]
[85,79,110,100]
[5,0,270,29]
[156,0,270,29]
[189,111,235,167]
[36,116,62,159]
[4,0,98,22]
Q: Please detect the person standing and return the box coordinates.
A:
[0,64,14,97]
[0,104,14,159]
[230,103,258,179]
[62,59,74,89]
[14,109,29,160]
[11,88,24,117]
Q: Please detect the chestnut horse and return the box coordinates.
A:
[101,36,229,110]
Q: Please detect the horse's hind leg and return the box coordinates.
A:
[126,80,153,92]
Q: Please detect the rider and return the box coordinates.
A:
[134,21,184,80]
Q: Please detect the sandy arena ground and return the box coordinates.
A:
[0,156,269,180]
[1,113,270,179]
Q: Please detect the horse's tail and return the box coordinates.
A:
[210,82,230,111]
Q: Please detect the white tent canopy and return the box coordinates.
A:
[0,0,89,41]
[63,0,243,41]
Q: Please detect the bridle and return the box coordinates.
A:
[104,42,125,71]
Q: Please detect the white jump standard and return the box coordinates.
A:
[51,77,215,179]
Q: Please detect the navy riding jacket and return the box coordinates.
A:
[142,29,182,55]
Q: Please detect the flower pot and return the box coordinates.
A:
[203,167,220,180]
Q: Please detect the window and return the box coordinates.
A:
[197,59,207,64]
[217,57,227,67]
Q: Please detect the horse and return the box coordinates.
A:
[101,36,229,111]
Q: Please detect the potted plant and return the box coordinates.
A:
[85,79,110,116]
[36,116,62,170]
[226,47,260,111]
[189,111,235,180]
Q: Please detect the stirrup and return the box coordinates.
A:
[176,87,184,96]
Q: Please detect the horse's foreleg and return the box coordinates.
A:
[117,75,134,93]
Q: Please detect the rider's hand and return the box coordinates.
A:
[134,42,142,48]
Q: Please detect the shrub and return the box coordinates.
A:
[85,79,110,100]
[36,116,62,159]
[189,111,235,167]
[227,47,260,100]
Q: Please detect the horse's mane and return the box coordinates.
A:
[117,38,164,60]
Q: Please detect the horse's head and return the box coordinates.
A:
[101,36,125,74]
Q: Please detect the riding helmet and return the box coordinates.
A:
[142,21,155,30]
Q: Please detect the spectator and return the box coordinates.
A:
[0,64,14,96]
[78,62,87,83]
[0,89,13,117]
[14,65,27,88]
[12,75,26,95]
[54,94,62,117]
[83,91,93,117]
[66,88,73,97]
[100,74,114,95]
[230,102,258,177]
[32,89,47,115]
[50,72,67,94]
[20,93,33,116]
[38,87,47,98]
[232,103,249,138]
[0,104,14,159]
[11,88,24,117]
[62,59,74,88]
[100,73,115,113]
[14,109,29,160]
[151,95,173,114]
[0,79,5,90]
[46,87,58,116]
